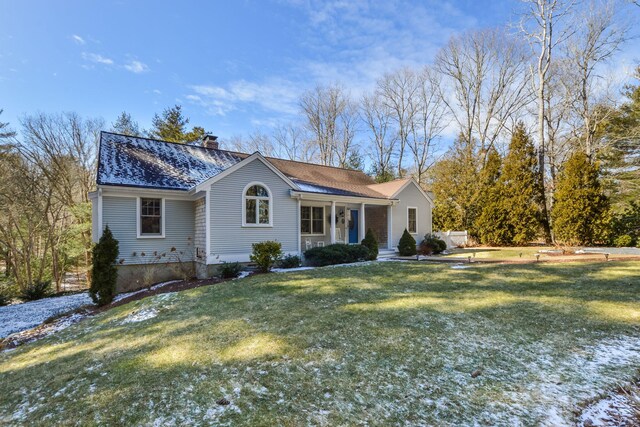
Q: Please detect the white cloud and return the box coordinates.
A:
[82,52,114,65]
[71,34,85,45]
[124,60,149,74]
[187,79,302,116]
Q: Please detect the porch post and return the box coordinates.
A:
[330,201,336,244]
[359,203,366,242]
[387,204,393,250]
[297,198,302,254]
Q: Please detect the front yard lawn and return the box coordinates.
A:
[1,261,639,426]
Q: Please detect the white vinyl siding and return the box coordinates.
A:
[391,183,432,250]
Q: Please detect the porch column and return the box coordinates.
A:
[387,204,393,250]
[330,201,336,244]
[359,203,366,242]
[297,198,302,254]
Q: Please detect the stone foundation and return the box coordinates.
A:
[115,262,196,293]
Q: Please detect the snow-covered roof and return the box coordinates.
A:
[97,132,245,190]
[96,132,414,200]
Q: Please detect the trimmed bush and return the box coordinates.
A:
[398,229,417,256]
[613,234,633,248]
[419,234,447,255]
[360,228,379,261]
[20,280,52,301]
[304,243,370,267]
[279,254,302,269]
[250,241,283,273]
[90,226,120,306]
[218,262,242,279]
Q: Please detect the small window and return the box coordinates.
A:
[244,183,271,226]
[140,198,162,236]
[301,206,324,235]
[407,207,417,234]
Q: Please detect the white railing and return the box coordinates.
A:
[435,230,468,249]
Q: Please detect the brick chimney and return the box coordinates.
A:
[202,134,219,150]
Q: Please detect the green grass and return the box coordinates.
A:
[1,262,640,426]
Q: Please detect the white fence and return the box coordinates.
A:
[435,231,468,249]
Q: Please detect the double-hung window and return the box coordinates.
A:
[244,183,271,226]
[139,198,163,237]
[301,206,324,235]
[407,207,417,234]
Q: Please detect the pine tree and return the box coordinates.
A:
[500,124,541,245]
[397,229,417,256]
[552,151,610,245]
[111,111,141,136]
[148,105,206,143]
[89,226,119,306]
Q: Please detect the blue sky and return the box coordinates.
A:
[1,0,637,140]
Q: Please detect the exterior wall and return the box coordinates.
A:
[194,197,208,278]
[365,205,388,248]
[209,159,298,263]
[102,196,195,266]
[91,196,99,243]
[390,183,432,250]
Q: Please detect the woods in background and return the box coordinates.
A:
[0,0,639,297]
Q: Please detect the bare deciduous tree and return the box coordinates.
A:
[360,92,397,182]
[377,68,420,177]
[435,28,532,165]
[272,123,316,162]
[408,67,449,184]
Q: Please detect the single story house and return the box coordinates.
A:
[89,132,434,291]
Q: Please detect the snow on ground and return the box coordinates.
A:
[578,390,640,427]
[114,280,182,302]
[0,292,93,339]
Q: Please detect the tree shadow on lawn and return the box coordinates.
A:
[1,261,639,425]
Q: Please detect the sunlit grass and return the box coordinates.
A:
[0,261,639,426]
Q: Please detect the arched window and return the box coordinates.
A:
[243,183,272,226]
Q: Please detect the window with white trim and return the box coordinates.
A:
[407,207,417,234]
[301,206,324,235]
[244,184,271,225]
[140,198,162,236]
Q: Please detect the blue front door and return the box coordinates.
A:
[349,210,359,243]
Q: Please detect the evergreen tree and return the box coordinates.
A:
[361,228,378,260]
[500,124,540,245]
[431,134,482,234]
[397,229,417,256]
[148,105,206,143]
[0,109,16,153]
[111,111,141,136]
[551,151,610,245]
[89,226,119,306]
[475,149,510,245]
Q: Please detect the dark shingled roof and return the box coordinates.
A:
[96,132,402,199]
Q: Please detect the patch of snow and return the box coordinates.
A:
[114,280,182,302]
[272,267,315,273]
[122,308,158,323]
[0,292,93,339]
[578,391,639,427]
[233,271,251,280]
[451,264,471,269]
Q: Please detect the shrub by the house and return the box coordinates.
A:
[279,254,302,269]
[360,228,379,261]
[304,244,370,267]
[20,280,52,301]
[419,234,447,255]
[218,262,242,279]
[250,241,283,273]
[398,229,417,256]
[90,226,120,306]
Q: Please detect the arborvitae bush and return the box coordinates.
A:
[614,234,633,247]
[361,228,379,260]
[552,151,611,245]
[250,241,283,273]
[90,226,119,306]
[398,229,417,256]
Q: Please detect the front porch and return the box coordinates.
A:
[292,192,397,254]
